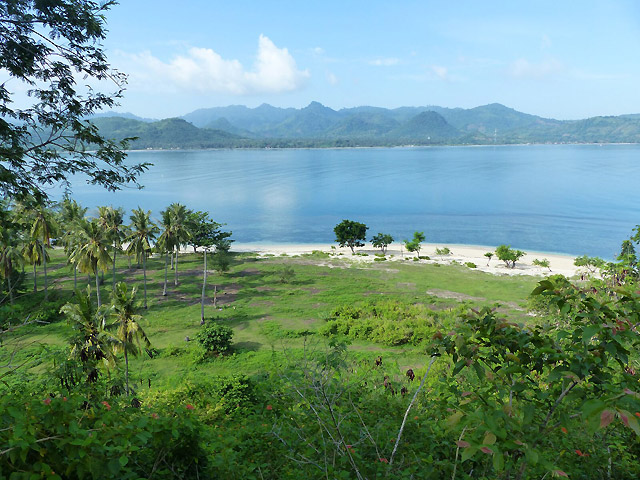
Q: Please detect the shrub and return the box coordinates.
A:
[278,266,296,283]
[196,322,233,355]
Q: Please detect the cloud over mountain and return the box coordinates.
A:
[121,35,309,95]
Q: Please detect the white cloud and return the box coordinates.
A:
[326,72,338,85]
[508,58,563,78]
[431,65,449,80]
[369,57,400,67]
[120,35,309,95]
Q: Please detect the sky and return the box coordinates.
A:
[79,1,640,119]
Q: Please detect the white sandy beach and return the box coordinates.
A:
[231,242,581,278]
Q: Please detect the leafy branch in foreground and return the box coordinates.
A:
[0,0,149,200]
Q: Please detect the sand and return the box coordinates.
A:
[231,242,580,277]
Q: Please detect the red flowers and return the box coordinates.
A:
[185,404,195,410]
[43,398,51,405]
[101,401,111,411]
[266,405,273,411]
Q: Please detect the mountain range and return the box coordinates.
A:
[88,102,640,149]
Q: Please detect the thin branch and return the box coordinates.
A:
[390,355,437,465]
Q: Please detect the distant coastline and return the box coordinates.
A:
[90,102,640,151]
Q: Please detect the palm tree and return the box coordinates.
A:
[126,208,158,309]
[0,228,22,305]
[166,203,191,287]
[69,218,112,307]
[97,206,126,292]
[108,282,150,396]
[29,202,57,301]
[58,197,87,290]
[61,286,114,384]
[157,207,176,296]
[22,237,48,293]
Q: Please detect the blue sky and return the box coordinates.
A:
[100,0,640,119]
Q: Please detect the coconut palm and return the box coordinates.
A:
[97,206,126,291]
[126,207,158,309]
[61,286,114,383]
[108,282,150,395]
[69,218,112,307]
[22,237,49,293]
[0,227,22,305]
[58,197,87,290]
[29,202,57,301]
[157,207,176,296]
[166,203,191,287]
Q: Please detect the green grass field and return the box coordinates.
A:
[4,247,545,389]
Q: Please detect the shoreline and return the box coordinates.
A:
[125,143,639,154]
[231,242,580,278]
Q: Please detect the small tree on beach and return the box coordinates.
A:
[495,244,525,269]
[404,231,425,258]
[334,220,368,254]
[532,258,551,271]
[573,255,605,274]
[371,233,393,254]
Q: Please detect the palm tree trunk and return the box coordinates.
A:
[201,249,207,322]
[95,270,101,308]
[7,273,13,305]
[112,245,117,291]
[124,348,129,396]
[174,247,178,286]
[143,253,148,309]
[42,243,47,301]
[33,263,37,292]
[163,252,168,296]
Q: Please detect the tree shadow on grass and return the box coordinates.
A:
[233,341,262,352]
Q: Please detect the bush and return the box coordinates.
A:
[278,266,296,283]
[196,322,233,355]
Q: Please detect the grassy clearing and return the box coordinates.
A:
[4,247,543,388]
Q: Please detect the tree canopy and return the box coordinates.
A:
[0,0,148,200]
[334,219,368,254]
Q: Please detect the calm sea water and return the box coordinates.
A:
[52,145,640,259]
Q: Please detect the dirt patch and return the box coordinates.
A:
[425,289,485,302]
[238,268,261,277]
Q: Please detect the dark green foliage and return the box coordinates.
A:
[0,0,148,200]
[495,244,525,268]
[0,393,210,479]
[334,219,368,253]
[196,322,233,355]
[371,232,394,253]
